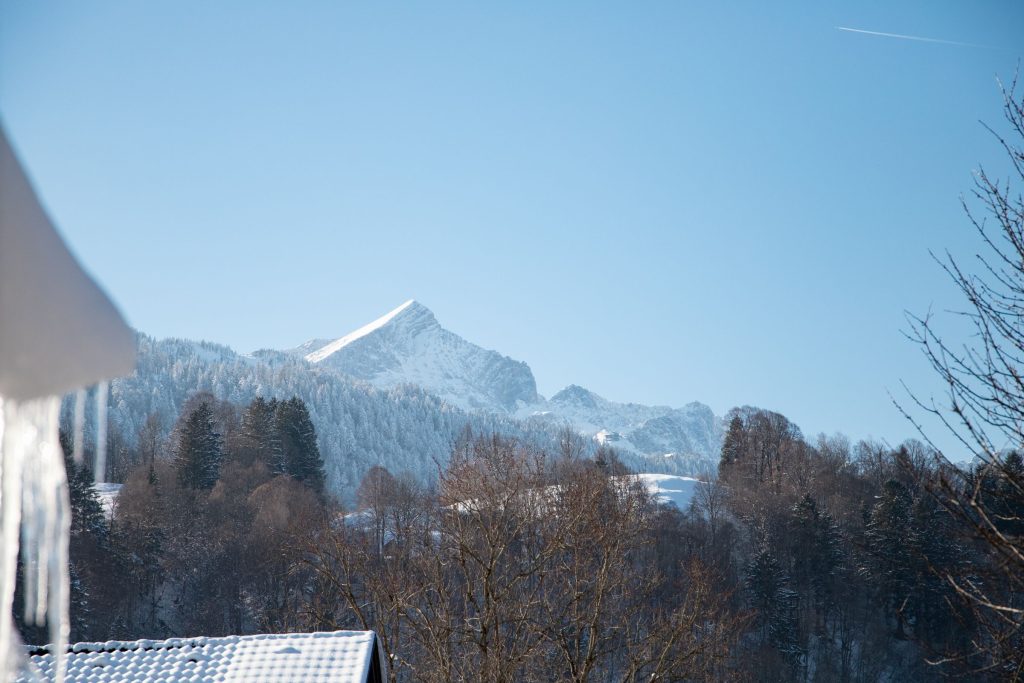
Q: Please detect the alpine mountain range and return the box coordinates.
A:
[70,300,723,499]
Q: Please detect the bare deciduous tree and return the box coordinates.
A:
[903,77,1024,678]
[300,435,744,682]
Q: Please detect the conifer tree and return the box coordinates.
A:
[862,479,916,637]
[55,430,107,640]
[274,397,325,493]
[978,450,1024,538]
[594,445,629,475]
[719,415,744,471]
[174,401,223,490]
[239,396,282,470]
[747,544,802,665]
[790,494,842,612]
[59,430,108,539]
[910,491,968,645]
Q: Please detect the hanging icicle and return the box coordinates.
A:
[1,116,135,683]
[93,382,108,485]
[0,396,70,683]
[71,389,86,467]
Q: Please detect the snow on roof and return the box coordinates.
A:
[0,124,135,401]
[19,631,382,683]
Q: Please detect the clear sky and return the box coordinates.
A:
[2,1,1022,455]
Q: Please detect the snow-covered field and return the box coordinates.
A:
[634,473,703,510]
[93,482,122,517]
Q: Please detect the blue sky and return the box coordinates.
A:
[1,1,1022,454]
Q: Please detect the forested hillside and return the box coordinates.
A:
[63,333,717,500]
[28,396,1023,681]
[65,335,559,499]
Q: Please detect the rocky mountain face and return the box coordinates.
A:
[296,301,723,474]
[528,385,722,474]
[299,300,538,413]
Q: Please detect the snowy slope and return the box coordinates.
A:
[520,385,721,474]
[93,483,122,518]
[285,338,332,357]
[304,300,539,413]
[634,474,703,510]
[293,301,723,473]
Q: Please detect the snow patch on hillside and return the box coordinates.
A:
[634,473,703,510]
[93,482,122,518]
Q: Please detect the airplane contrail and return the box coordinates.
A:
[835,26,994,49]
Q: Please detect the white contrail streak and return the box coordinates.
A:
[835,26,992,49]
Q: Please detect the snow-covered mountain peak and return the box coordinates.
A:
[300,300,538,412]
[307,299,435,363]
[550,385,604,409]
[276,301,722,473]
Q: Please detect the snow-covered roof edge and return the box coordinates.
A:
[0,123,136,400]
[23,630,387,682]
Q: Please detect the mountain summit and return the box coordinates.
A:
[302,300,539,412]
[294,301,722,473]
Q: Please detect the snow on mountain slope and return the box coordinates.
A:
[304,300,539,413]
[521,385,722,474]
[286,338,332,357]
[298,302,722,471]
[307,300,419,362]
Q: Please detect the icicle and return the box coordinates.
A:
[94,381,108,484]
[0,396,70,683]
[72,389,86,466]
[0,394,19,683]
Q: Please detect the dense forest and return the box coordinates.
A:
[15,391,1022,682]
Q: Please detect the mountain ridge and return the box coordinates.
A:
[287,300,722,472]
[299,300,540,413]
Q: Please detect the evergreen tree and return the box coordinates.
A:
[59,430,108,539]
[594,445,629,475]
[862,479,916,637]
[719,415,744,473]
[239,396,282,470]
[274,397,325,492]
[56,429,109,640]
[790,494,842,612]
[747,544,802,665]
[979,450,1024,538]
[174,401,223,490]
